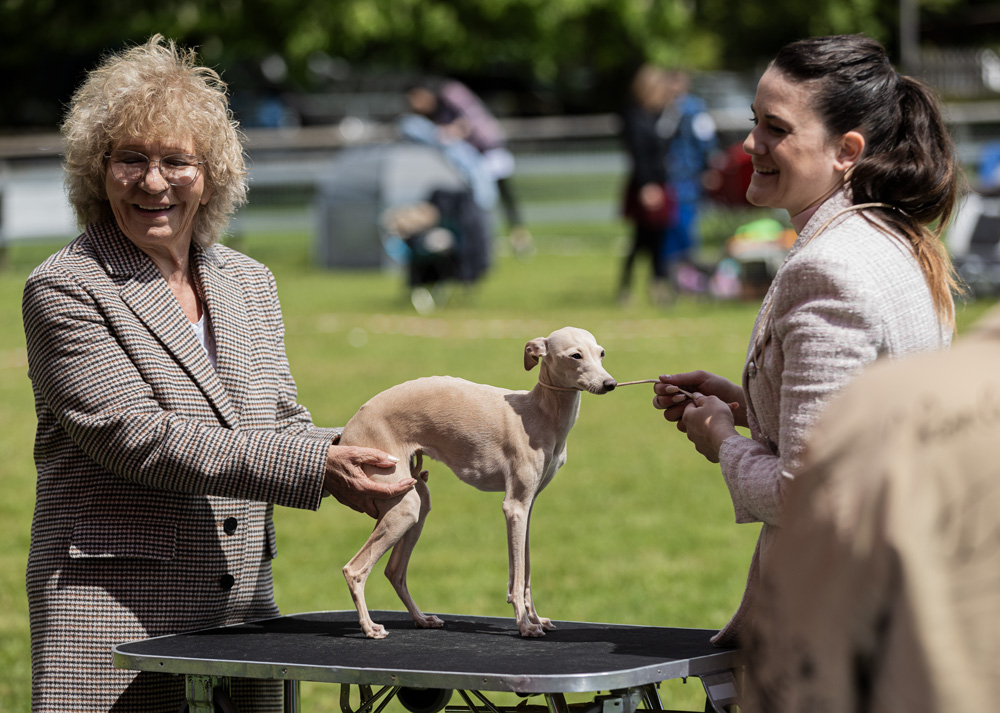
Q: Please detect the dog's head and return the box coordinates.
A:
[524,327,617,394]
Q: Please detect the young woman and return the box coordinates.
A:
[651,34,963,647]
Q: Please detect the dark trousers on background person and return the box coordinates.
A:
[620,225,667,291]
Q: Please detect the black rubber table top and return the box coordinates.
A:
[114,610,741,694]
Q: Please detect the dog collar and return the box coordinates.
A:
[537,379,578,392]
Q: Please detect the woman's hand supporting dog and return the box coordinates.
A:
[653,371,746,463]
[324,447,416,518]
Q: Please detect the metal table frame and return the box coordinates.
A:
[113,610,742,713]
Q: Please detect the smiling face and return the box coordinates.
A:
[743,68,853,219]
[105,136,212,260]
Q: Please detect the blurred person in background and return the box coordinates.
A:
[619,64,676,306]
[743,302,1000,712]
[651,34,963,648]
[405,77,534,256]
[23,35,413,712]
[658,69,717,294]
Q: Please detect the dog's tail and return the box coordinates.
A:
[410,449,429,482]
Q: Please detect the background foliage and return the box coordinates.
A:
[2,0,992,128]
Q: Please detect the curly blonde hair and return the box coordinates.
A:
[62,35,247,248]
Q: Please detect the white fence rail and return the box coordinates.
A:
[4,103,1000,250]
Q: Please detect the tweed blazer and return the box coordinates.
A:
[23,222,339,712]
[711,189,952,646]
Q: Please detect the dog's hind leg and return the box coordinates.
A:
[383,472,444,630]
[344,488,423,639]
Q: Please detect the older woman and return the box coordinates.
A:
[652,35,963,647]
[23,36,413,712]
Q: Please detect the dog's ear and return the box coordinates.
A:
[524,337,548,371]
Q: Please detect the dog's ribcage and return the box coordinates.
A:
[342,375,566,493]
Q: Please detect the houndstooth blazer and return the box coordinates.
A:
[711,189,953,647]
[23,221,339,712]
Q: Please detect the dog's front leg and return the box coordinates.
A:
[503,494,545,637]
[523,509,555,632]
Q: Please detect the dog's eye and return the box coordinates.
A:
[570,353,583,360]
[600,350,605,358]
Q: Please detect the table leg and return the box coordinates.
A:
[640,683,664,711]
[284,680,301,713]
[698,671,739,713]
[341,683,401,713]
[185,674,232,713]
[186,675,215,713]
[543,693,570,713]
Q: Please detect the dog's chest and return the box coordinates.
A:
[539,442,568,489]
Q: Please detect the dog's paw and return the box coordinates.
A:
[363,623,389,639]
[517,621,546,638]
[414,613,445,629]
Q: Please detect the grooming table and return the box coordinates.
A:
[113,610,742,713]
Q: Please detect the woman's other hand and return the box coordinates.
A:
[324,446,416,518]
[675,393,739,463]
[653,371,747,428]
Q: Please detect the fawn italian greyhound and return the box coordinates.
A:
[337,326,617,638]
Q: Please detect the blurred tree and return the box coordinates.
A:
[696,0,966,67]
[0,0,985,129]
[922,0,1000,45]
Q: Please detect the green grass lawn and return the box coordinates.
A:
[1,220,995,711]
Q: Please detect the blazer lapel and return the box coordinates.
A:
[194,246,250,424]
[92,224,239,428]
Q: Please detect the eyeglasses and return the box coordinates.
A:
[104,150,204,187]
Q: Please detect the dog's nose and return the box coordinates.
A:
[604,379,617,392]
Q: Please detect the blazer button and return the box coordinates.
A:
[220,574,235,591]
[223,517,239,535]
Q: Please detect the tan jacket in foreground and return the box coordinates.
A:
[744,304,1000,711]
